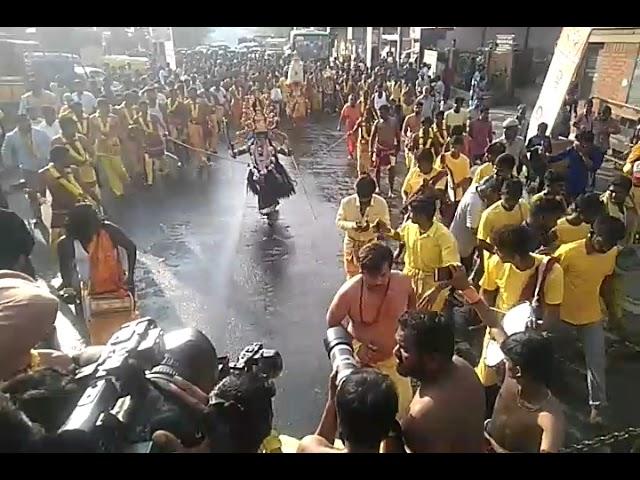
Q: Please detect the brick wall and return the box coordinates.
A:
[592,42,640,104]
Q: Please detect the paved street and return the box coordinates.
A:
[3,111,639,443]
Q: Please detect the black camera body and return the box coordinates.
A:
[59,319,282,452]
[218,343,283,380]
[59,318,165,451]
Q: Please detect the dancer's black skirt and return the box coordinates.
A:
[246,159,296,212]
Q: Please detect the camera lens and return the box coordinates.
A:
[256,349,283,380]
[324,326,358,387]
[153,328,219,393]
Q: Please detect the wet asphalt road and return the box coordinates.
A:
[109,117,357,436]
[6,109,640,444]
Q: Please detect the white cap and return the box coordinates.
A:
[503,118,520,129]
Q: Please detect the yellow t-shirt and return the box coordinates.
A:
[398,221,460,313]
[401,167,447,202]
[555,239,617,325]
[477,200,529,246]
[476,253,564,386]
[478,200,529,271]
[480,253,564,312]
[473,162,493,185]
[444,108,469,130]
[398,221,461,274]
[529,191,568,212]
[439,152,471,201]
[554,217,591,246]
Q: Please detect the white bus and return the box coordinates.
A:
[287,29,330,62]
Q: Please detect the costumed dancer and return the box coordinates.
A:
[231,99,295,225]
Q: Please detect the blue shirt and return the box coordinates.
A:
[548,146,603,198]
[1,127,51,172]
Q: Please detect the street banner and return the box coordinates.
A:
[422,49,438,77]
[526,27,593,141]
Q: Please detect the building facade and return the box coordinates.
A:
[576,28,640,142]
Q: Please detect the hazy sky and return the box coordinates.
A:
[206,27,259,45]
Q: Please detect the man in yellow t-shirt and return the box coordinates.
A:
[477,224,564,415]
[444,97,469,135]
[438,134,471,203]
[401,148,447,204]
[472,142,507,186]
[551,192,604,247]
[377,196,460,313]
[553,215,625,424]
[477,178,529,271]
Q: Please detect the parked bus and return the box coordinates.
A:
[287,29,330,62]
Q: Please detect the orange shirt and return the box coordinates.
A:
[341,104,361,132]
[88,229,127,296]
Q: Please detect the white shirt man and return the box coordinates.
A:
[418,92,436,121]
[158,68,169,85]
[36,118,61,140]
[270,86,283,103]
[449,177,498,261]
[71,90,97,115]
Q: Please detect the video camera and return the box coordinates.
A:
[58,317,282,453]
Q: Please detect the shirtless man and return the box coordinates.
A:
[402,101,423,169]
[326,241,416,419]
[395,310,486,452]
[370,104,401,197]
[485,331,566,452]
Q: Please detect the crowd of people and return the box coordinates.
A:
[1,44,640,453]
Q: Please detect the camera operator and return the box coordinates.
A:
[1,368,82,434]
[326,241,415,419]
[0,388,99,453]
[0,270,75,382]
[0,391,44,452]
[0,206,36,278]
[297,369,402,453]
[151,371,276,453]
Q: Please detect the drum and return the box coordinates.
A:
[485,302,532,367]
[84,291,136,345]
